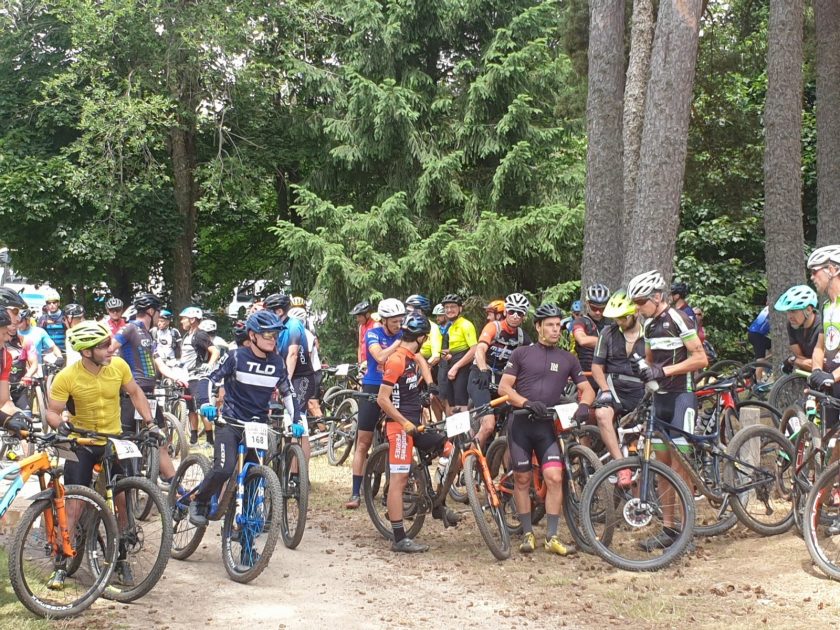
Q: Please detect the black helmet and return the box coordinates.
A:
[105,297,123,310]
[64,303,85,318]
[264,293,291,312]
[534,303,563,323]
[349,300,372,316]
[441,293,463,306]
[670,281,689,298]
[133,292,161,311]
[19,308,32,320]
[233,319,248,345]
[401,312,432,339]
[586,283,611,305]
[0,287,27,310]
[0,309,11,327]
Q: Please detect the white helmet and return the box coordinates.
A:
[198,319,217,333]
[432,303,445,316]
[123,305,137,321]
[807,245,840,269]
[179,306,203,319]
[44,288,60,302]
[377,298,406,319]
[504,292,530,313]
[288,307,307,321]
[627,270,666,300]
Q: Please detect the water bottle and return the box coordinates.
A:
[436,456,450,487]
[805,396,817,418]
[632,354,660,393]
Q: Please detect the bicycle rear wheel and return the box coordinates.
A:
[362,443,426,540]
[133,443,161,520]
[563,444,607,553]
[327,398,357,466]
[485,436,520,535]
[791,421,823,536]
[8,484,119,619]
[803,461,840,580]
[580,457,695,572]
[464,453,510,560]
[275,443,309,549]
[221,464,282,583]
[769,373,808,411]
[168,453,210,560]
[724,425,794,536]
[162,411,189,463]
[102,476,173,602]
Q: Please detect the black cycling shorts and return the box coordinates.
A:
[466,366,498,408]
[120,389,166,434]
[438,351,470,407]
[507,414,562,473]
[292,373,320,404]
[748,331,771,361]
[63,444,125,488]
[185,378,210,413]
[357,384,382,433]
[652,391,697,447]
[609,384,644,417]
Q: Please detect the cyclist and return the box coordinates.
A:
[484,300,506,323]
[18,308,63,365]
[45,320,155,588]
[102,297,127,336]
[63,304,86,366]
[747,304,771,364]
[406,295,440,368]
[591,290,645,487]
[438,294,477,414]
[37,289,67,354]
[291,295,307,309]
[670,281,697,324]
[199,319,230,357]
[378,312,450,552]
[288,306,325,439]
[572,284,611,381]
[351,300,379,367]
[151,309,182,363]
[627,270,708,550]
[346,298,405,509]
[178,307,220,446]
[188,311,298,528]
[468,293,531,449]
[7,322,38,410]
[0,287,27,327]
[498,303,594,556]
[774,284,821,373]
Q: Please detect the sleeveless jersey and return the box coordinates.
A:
[475,320,530,374]
[37,312,66,352]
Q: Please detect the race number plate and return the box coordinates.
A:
[109,438,142,460]
[553,403,579,431]
[134,399,157,420]
[244,422,269,450]
[445,411,471,438]
[335,364,350,376]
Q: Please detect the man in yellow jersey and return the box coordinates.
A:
[45,320,154,589]
[437,294,477,413]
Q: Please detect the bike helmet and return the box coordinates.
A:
[133,292,161,311]
[67,321,111,351]
[504,293,530,314]
[484,299,505,315]
[264,293,291,312]
[123,305,137,321]
[198,319,217,333]
[670,281,690,298]
[245,310,284,333]
[0,287,28,310]
[401,312,432,337]
[0,310,11,327]
[63,303,85,318]
[349,300,372,316]
[377,298,406,319]
[603,290,636,319]
[105,297,123,310]
[533,303,563,323]
[586,284,611,305]
[571,300,583,314]
[288,307,307,321]
[807,245,840,269]
[179,306,203,319]
[441,293,463,306]
[291,296,306,308]
[233,319,248,345]
[432,303,445,316]
[160,309,172,319]
[627,270,666,300]
[405,294,431,313]
[774,285,819,311]
[43,288,60,303]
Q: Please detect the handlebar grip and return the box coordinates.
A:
[490,395,509,408]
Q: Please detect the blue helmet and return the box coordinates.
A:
[405,294,431,313]
[774,285,818,312]
[401,312,431,337]
[571,300,583,314]
[160,309,173,319]
[245,310,284,333]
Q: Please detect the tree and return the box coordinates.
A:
[763,0,805,361]
[815,0,840,247]
[581,0,625,292]
[622,0,704,282]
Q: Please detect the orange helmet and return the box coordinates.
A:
[484,299,505,315]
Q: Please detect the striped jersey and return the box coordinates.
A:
[114,321,156,389]
[209,346,293,422]
[643,307,698,393]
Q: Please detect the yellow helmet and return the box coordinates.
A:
[67,321,111,351]
[291,296,306,308]
[603,290,636,319]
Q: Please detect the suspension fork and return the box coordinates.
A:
[463,445,501,508]
[233,443,246,528]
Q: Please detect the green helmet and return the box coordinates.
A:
[603,290,636,319]
[774,285,818,312]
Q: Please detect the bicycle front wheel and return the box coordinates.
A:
[162,411,189,463]
[580,457,695,572]
[327,398,357,466]
[8,484,119,619]
[791,421,823,536]
[168,453,210,560]
[464,453,510,560]
[485,436,520,535]
[220,464,282,583]
[563,444,607,553]
[803,461,840,580]
[102,476,173,602]
[277,443,309,549]
[362,443,426,540]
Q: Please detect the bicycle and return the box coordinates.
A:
[579,385,794,572]
[168,415,282,583]
[266,407,309,549]
[1,426,119,618]
[362,397,512,560]
[485,403,606,553]
[803,440,840,580]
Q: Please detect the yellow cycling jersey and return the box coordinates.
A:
[49,357,133,435]
[432,316,477,356]
[420,322,442,359]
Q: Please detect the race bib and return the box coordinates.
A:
[445,411,471,438]
[553,403,579,431]
[335,364,350,376]
[244,422,269,450]
[134,399,157,420]
[109,438,142,460]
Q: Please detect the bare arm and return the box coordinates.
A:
[663,335,708,377]
[377,383,413,432]
[498,373,526,408]
[572,327,599,349]
[590,363,609,392]
[368,342,400,365]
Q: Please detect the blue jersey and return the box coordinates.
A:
[209,346,293,422]
[362,326,402,386]
[278,316,308,360]
[37,313,66,352]
[748,306,770,336]
[18,326,55,362]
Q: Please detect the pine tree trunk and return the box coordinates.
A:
[621,0,655,250]
[815,0,840,247]
[764,0,805,365]
[170,119,197,311]
[622,0,703,282]
[582,0,626,293]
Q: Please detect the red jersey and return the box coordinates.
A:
[357,318,380,363]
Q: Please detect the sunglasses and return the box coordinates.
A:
[94,339,111,350]
[257,331,278,340]
[589,304,606,312]
[507,310,526,318]
[46,300,59,304]
[632,297,650,306]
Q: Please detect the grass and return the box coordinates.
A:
[0,545,51,630]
